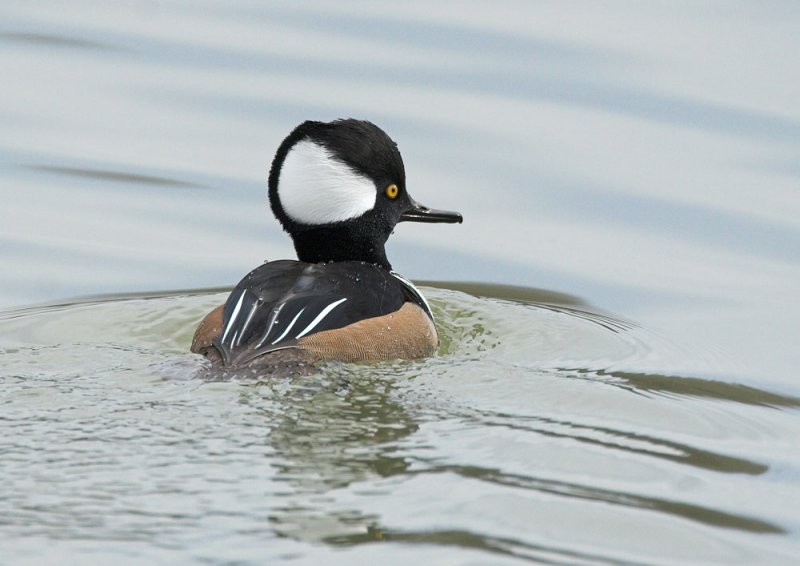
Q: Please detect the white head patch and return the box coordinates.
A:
[277,140,377,225]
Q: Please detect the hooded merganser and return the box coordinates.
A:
[191,119,462,370]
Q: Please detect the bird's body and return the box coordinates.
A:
[191,119,461,372]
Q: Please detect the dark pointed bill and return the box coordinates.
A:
[400,198,463,224]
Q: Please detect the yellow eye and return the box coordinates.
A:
[385,184,399,199]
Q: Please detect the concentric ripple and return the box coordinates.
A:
[1,285,799,564]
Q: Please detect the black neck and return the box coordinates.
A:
[292,226,392,270]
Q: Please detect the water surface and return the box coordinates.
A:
[2,285,799,564]
[2,1,800,563]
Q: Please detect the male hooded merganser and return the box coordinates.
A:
[191,119,462,371]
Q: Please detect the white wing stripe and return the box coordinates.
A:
[390,271,434,321]
[255,302,286,348]
[294,298,348,339]
[271,307,306,345]
[236,300,259,346]
[221,290,246,344]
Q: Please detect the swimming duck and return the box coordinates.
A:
[191,119,462,371]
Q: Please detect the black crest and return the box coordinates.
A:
[267,119,411,269]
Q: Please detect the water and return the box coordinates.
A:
[2,2,800,563]
[4,286,798,563]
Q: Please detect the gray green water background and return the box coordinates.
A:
[1,2,799,564]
